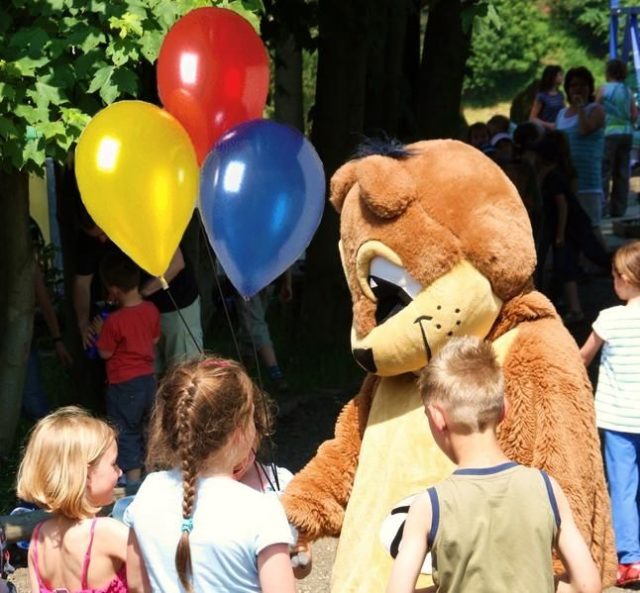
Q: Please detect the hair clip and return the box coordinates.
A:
[181,518,193,533]
[201,358,232,369]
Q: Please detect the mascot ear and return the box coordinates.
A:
[330,161,358,213]
[356,156,416,219]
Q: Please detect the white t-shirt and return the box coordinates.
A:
[253,463,293,494]
[127,469,294,593]
[593,304,640,432]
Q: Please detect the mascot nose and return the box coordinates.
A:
[353,348,377,373]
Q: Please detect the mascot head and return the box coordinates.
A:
[330,138,535,376]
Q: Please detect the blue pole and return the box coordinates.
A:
[631,15,640,94]
[611,0,621,58]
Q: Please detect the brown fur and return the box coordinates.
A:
[282,139,616,587]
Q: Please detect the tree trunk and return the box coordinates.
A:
[274,34,305,132]
[302,0,422,352]
[363,0,413,137]
[301,0,370,352]
[0,169,35,457]
[416,1,472,140]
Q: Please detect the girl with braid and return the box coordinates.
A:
[125,357,296,593]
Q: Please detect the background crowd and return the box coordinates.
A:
[467,59,638,325]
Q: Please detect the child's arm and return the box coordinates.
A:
[579,331,603,367]
[258,543,296,593]
[127,528,152,593]
[385,493,432,593]
[95,315,115,359]
[551,477,601,593]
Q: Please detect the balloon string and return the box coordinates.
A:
[196,217,244,363]
[160,278,204,354]
[196,216,277,478]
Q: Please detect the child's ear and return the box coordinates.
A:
[500,399,509,423]
[427,403,447,433]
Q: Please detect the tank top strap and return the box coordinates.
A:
[30,523,47,591]
[81,518,99,590]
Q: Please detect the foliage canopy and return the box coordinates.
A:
[0,0,262,173]
[464,0,640,105]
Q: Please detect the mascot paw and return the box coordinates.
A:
[290,542,313,579]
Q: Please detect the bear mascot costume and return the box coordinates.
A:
[281,139,616,591]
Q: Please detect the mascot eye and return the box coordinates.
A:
[369,275,413,325]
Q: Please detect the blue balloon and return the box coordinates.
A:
[200,119,326,297]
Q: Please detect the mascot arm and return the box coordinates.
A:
[500,320,616,587]
[281,378,374,540]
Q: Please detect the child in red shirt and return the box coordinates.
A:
[96,252,160,484]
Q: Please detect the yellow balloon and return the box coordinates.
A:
[75,101,199,277]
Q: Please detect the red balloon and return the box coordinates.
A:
[157,7,269,164]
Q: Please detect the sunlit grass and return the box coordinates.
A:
[463,101,512,125]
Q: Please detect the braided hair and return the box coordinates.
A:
[146,356,258,592]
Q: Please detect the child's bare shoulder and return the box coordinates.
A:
[95,517,128,555]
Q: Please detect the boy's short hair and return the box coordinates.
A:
[418,336,504,432]
[100,251,140,292]
[16,406,117,520]
[614,240,640,288]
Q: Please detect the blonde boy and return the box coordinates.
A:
[385,337,600,593]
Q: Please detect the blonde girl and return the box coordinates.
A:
[125,357,296,593]
[17,406,143,593]
[580,240,640,586]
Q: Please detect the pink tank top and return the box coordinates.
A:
[31,518,128,593]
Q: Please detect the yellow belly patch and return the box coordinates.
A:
[331,375,454,593]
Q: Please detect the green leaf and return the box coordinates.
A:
[0,116,18,139]
[60,106,91,129]
[112,67,139,96]
[153,1,180,27]
[218,0,261,30]
[486,3,501,29]
[99,80,119,104]
[23,137,46,168]
[9,27,49,57]
[15,104,49,126]
[109,12,144,39]
[140,30,164,62]
[38,120,66,140]
[66,24,106,53]
[3,140,24,170]
[34,82,65,108]
[107,41,139,67]
[90,0,107,12]
[13,55,50,76]
[0,82,16,103]
[49,0,68,10]
[75,52,103,79]
[87,65,114,94]
[51,63,77,89]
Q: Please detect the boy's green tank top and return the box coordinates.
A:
[429,462,559,593]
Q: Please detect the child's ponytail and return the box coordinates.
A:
[175,380,198,593]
